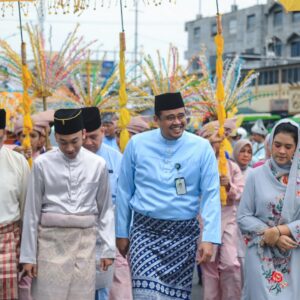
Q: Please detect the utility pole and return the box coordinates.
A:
[134,0,139,82]
[199,0,202,16]
[38,0,46,36]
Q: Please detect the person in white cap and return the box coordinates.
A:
[251,119,268,165]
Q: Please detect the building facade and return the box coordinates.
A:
[185,1,300,114]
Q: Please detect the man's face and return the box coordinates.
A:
[252,133,265,143]
[103,122,116,138]
[0,129,6,149]
[154,107,187,140]
[37,134,46,151]
[18,130,41,153]
[55,130,85,159]
[209,134,223,157]
[83,127,104,153]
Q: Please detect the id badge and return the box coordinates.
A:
[175,177,187,195]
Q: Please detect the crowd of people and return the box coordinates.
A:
[1,91,300,300]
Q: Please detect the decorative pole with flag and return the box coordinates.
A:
[18,1,33,167]
[215,0,227,206]
[118,0,131,153]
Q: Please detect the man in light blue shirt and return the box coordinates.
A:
[116,92,221,300]
[82,107,122,300]
[102,113,120,152]
[251,119,268,165]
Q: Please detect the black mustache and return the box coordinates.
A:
[170,125,183,129]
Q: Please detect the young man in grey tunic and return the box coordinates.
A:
[20,108,115,300]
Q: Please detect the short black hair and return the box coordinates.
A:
[274,123,298,145]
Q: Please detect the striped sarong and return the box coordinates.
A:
[129,212,200,300]
[0,222,20,300]
[32,226,96,300]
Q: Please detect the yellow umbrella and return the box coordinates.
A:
[278,0,300,11]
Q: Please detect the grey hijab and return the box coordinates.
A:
[232,139,252,170]
[269,119,300,224]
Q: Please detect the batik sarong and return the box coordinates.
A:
[129,212,200,300]
[0,222,20,300]
[32,226,96,300]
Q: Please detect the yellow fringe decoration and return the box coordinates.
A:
[118,32,130,153]
[215,15,227,206]
[278,0,300,11]
[21,63,33,168]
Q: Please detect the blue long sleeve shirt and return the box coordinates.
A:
[97,143,122,203]
[116,129,221,244]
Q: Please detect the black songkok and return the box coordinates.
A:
[82,107,101,132]
[0,109,6,129]
[154,92,184,116]
[54,109,83,134]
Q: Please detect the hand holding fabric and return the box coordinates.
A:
[220,175,230,188]
[276,235,298,251]
[23,263,37,278]
[100,258,114,271]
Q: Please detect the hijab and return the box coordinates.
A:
[268,119,300,224]
[232,139,252,171]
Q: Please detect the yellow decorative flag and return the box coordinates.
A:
[278,0,300,11]
[118,32,130,152]
[215,14,228,206]
[21,43,33,167]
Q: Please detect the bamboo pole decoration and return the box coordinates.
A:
[215,8,228,206]
[18,2,33,167]
[86,50,92,107]
[118,0,130,152]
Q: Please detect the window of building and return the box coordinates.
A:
[192,57,200,71]
[263,71,269,85]
[247,14,255,30]
[211,23,217,36]
[282,69,288,83]
[288,69,293,82]
[291,40,300,57]
[274,42,282,57]
[229,19,237,35]
[274,10,283,27]
[284,68,300,83]
[209,55,217,72]
[194,27,201,39]
[292,12,300,23]
[245,48,255,54]
[268,38,283,57]
[258,70,280,85]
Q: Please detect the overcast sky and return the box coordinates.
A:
[0,0,268,63]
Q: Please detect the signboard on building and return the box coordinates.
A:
[290,90,300,113]
[270,99,289,112]
[101,61,115,78]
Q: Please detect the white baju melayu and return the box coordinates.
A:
[0,146,30,300]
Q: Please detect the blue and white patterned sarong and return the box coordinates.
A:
[129,212,200,300]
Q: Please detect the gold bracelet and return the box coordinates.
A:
[275,226,282,236]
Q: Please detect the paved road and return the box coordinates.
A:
[191,265,203,300]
